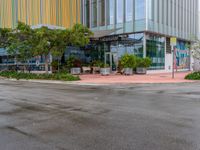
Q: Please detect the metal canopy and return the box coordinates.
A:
[91,28,121,39]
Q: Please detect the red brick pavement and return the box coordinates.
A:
[77,72,195,84]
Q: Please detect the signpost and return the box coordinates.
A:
[170,37,177,79]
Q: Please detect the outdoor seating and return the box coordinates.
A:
[92,67,100,74]
[82,66,91,74]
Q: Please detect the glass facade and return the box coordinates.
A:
[109,33,144,58]
[83,0,198,41]
[0,48,47,71]
[146,35,165,70]
[83,0,146,33]
[86,33,144,71]
[147,0,198,40]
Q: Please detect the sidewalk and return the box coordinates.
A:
[0,72,195,85]
[77,72,194,84]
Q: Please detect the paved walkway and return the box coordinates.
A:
[78,72,194,84]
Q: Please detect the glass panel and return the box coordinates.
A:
[109,33,144,59]
[98,0,105,26]
[116,0,123,23]
[92,0,97,27]
[126,0,133,22]
[106,0,115,25]
[146,34,165,70]
[135,0,145,20]
[85,0,90,27]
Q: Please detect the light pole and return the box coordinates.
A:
[172,46,175,79]
[170,37,177,79]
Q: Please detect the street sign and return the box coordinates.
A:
[170,37,177,46]
[36,60,40,66]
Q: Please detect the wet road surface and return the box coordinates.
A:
[0,80,200,150]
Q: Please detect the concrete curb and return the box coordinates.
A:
[0,77,109,86]
[0,75,197,86]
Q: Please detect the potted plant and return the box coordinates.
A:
[100,63,110,76]
[91,60,101,74]
[136,57,152,74]
[120,54,137,75]
[67,56,81,75]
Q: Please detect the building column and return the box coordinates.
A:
[143,33,147,58]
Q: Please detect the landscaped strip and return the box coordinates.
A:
[0,71,80,81]
[185,72,200,80]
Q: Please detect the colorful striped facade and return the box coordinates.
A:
[0,0,82,28]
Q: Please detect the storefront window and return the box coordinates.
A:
[110,33,144,58]
[146,35,165,70]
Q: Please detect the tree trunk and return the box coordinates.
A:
[58,59,60,73]
[45,55,49,74]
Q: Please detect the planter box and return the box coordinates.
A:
[136,67,147,74]
[100,68,111,76]
[124,68,133,75]
[70,67,81,75]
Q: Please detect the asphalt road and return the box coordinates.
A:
[0,80,200,150]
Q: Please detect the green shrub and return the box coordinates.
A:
[92,60,103,67]
[120,54,137,69]
[185,72,200,80]
[137,57,152,68]
[66,56,82,68]
[0,71,80,81]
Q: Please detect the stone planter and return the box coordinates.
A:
[124,68,133,75]
[136,67,147,74]
[70,67,81,75]
[100,68,111,76]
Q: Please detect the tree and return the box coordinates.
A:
[1,22,93,74]
[0,28,11,49]
[69,23,93,47]
[33,27,69,73]
[33,23,93,73]
[7,22,35,71]
[191,39,200,60]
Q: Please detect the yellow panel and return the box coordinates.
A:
[77,0,81,23]
[61,0,71,28]
[72,0,77,25]
[3,0,12,28]
[0,0,82,28]
[18,0,27,24]
[41,0,50,24]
